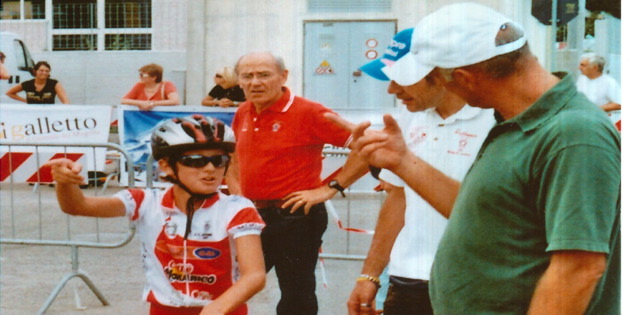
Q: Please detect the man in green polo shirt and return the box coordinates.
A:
[334,3,620,314]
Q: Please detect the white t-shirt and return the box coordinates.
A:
[576,74,621,107]
[114,187,264,308]
[380,105,495,280]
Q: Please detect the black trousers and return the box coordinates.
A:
[257,203,328,315]
[383,276,433,315]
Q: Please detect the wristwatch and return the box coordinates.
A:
[328,180,346,198]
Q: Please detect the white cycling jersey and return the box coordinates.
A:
[114,187,264,308]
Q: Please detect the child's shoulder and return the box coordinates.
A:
[218,193,256,209]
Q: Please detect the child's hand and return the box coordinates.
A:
[43,158,85,185]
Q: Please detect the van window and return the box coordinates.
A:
[12,39,34,72]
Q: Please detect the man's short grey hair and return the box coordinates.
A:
[581,52,605,72]
[235,51,286,74]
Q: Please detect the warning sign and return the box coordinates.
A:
[315,60,334,75]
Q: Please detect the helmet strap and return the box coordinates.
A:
[166,161,217,240]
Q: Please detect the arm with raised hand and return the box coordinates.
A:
[45,158,126,217]
[325,113,459,218]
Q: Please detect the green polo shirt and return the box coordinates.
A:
[430,76,620,314]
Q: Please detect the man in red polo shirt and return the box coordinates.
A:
[231,51,352,315]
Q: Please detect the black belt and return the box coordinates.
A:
[252,199,285,209]
[389,275,429,289]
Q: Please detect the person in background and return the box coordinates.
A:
[0,51,10,80]
[45,115,266,315]
[338,3,619,314]
[576,53,621,122]
[230,51,351,315]
[577,53,621,111]
[5,61,70,104]
[121,63,181,111]
[201,66,245,107]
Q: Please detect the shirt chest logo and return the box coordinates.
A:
[272,121,281,132]
[448,129,478,156]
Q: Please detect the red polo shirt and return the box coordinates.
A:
[232,88,351,200]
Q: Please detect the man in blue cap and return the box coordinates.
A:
[347,27,496,315]
[340,3,620,314]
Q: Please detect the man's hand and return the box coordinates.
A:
[44,158,85,185]
[282,185,337,214]
[326,113,410,172]
[347,280,381,315]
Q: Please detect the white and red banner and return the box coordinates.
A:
[0,104,111,182]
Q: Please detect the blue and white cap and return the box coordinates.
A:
[359,28,413,81]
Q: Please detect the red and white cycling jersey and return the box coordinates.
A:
[114,187,264,310]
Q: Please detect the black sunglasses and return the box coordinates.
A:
[177,154,230,168]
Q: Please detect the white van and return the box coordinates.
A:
[0,31,35,104]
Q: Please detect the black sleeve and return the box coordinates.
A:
[208,85,224,99]
[227,86,246,102]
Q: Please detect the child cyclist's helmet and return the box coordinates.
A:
[151,114,235,160]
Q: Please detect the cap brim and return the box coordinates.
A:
[386,52,433,86]
[359,59,390,81]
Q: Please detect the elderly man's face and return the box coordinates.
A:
[579,59,599,78]
[237,53,288,111]
[387,75,448,113]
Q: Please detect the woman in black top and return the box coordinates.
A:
[5,61,70,104]
[201,66,245,107]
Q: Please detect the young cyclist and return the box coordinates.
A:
[46,114,266,315]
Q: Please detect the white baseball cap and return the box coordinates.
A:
[389,2,527,86]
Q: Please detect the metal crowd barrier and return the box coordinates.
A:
[0,141,136,314]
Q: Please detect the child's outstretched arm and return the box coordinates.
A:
[201,234,266,315]
[45,158,126,218]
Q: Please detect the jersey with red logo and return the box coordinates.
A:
[114,187,264,310]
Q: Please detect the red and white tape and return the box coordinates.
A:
[0,151,84,183]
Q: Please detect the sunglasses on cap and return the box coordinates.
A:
[177,154,230,168]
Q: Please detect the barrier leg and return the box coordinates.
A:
[37,246,109,314]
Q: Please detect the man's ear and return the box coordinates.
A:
[158,159,175,177]
[451,68,478,91]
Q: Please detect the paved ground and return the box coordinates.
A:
[1,182,384,314]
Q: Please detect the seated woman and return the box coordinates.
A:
[5,61,70,104]
[201,66,245,107]
[121,63,180,111]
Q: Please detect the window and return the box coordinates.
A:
[51,0,151,51]
[105,33,150,50]
[308,0,391,13]
[0,0,45,19]
[53,0,97,29]
[106,0,151,28]
[53,34,97,51]
[104,0,151,50]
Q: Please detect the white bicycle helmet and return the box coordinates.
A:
[151,114,235,160]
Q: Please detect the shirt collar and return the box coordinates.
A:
[247,87,295,114]
[503,75,577,132]
[161,186,220,211]
[424,104,485,125]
